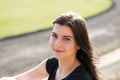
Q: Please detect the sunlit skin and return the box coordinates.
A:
[49,23,79,60]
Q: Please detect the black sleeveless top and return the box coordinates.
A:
[46,57,93,80]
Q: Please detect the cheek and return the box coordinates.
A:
[49,38,54,48]
[67,43,78,52]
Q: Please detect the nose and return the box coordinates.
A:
[54,39,63,49]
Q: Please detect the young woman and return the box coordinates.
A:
[0,11,99,80]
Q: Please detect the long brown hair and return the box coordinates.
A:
[53,11,99,80]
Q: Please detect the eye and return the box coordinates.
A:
[64,37,70,41]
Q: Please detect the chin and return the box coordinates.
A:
[54,55,66,60]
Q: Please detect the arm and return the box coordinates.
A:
[14,58,49,80]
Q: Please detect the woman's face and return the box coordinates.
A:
[49,23,79,59]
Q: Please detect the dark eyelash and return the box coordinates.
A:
[64,37,70,40]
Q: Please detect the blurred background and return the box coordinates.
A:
[0,0,120,80]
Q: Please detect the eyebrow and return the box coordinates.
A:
[51,32,73,38]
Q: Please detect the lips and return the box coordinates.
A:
[53,49,64,53]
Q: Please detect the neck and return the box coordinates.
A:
[55,57,80,80]
[58,57,80,72]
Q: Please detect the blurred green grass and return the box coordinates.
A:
[0,0,112,39]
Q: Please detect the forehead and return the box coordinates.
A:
[52,24,74,36]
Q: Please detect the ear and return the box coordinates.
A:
[77,46,80,50]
